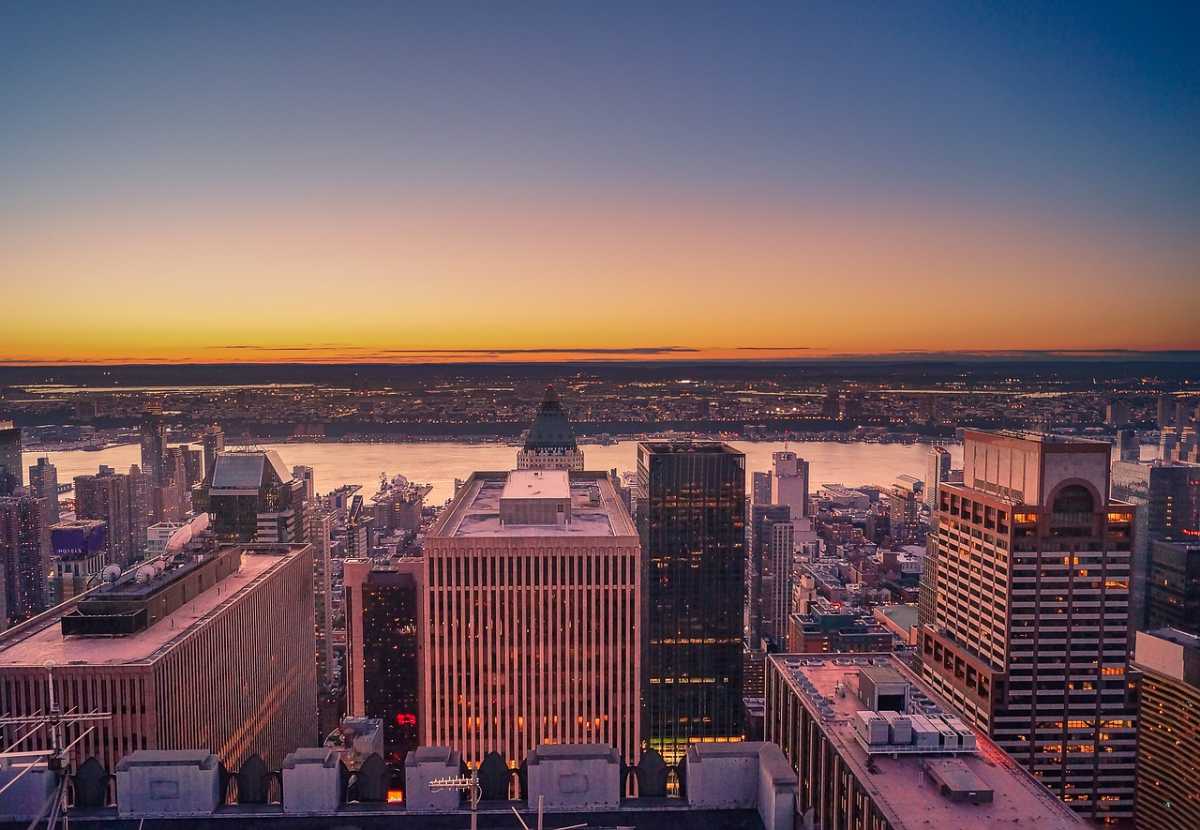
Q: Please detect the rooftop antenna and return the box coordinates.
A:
[0,663,112,829]
[428,770,482,830]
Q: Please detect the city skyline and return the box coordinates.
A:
[4,3,1199,363]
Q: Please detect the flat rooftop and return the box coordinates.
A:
[501,469,570,501]
[431,472,636,539]
[768,653,1083,829]
[0,548,302,668]
[638,441,741,455]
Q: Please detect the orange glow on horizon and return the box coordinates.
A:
[4,190,1197,364]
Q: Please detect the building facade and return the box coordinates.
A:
[0,543,317,773]
[344,557,422,763]
[424,470,640,766]
[746,504,794,649]
[0,421,22,496]
[206,451,307,544]
[1132,628,1200,830]
[764,653,1086,830]
[1145,539,1200,635]
[919,430,1138,821]
[639,442,746,762]
[926,445,952,511]
[27,457,60,524]
[772,452,809,518]
[0,495,51,625]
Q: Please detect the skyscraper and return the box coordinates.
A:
[516,386,584,471]
[139,405,168,491]
[919,430,1137,821]
[206,450,307,543]
[309,509,335,687]
[771,451,809,518]
[745,503,794,649]
[639,442,746,762]
[200,423,225,480]
[926,445,952,511]
[27,456,59,523]
[74,466,133,565]
[1131,628,1200,830]
[0,543,317,773]
[751,470,772,506]
[344,557,422,763]
[424,470,641,766]
[1145,539,1200,635]
[0,495,51,625]
[1110,460,1200,630]
[0,421,21,496]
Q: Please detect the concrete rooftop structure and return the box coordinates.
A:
[767,653,1084,829]
[431,471,635,538]
[0,549,296,667]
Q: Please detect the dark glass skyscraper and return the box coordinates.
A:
[637,441,746,762]
[344,559,421,764]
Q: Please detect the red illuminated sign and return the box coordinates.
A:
[395,713,417,727]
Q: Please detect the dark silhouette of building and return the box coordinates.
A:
[206,451,307,543]
[344,558,421,764]
[27,456,59,523]
[0,422,21,496]
[1146,540,1200,635]
[517,386,584,471]
[746,504,793,649]
[0,495,51,625]
[638,441,746,762]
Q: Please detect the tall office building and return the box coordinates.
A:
[425,470,640,765]
[293,464,316,503]
[1117,428,1139,462]
[1146,539,1200,635]
[0,421,21,496]
[639,442,746,762]
[764,653,1086,830]
[139,405,168,491]
[516,386,584,471]
[344,494,371,557]
[200,423,225,480]
[1110,460,1200,630]
[772,451,809,518]
[1131,628,1200,830]
[926,445,952,511]
[750,470,772,506]
[74,466,133,565]
[0,495,52,625]
[206,450,307,543]
[27,456,60,523]
[919,430,1137,821]
[746,504,794,649]
[309,510,335,686]
[0,543,317,773]
[344,557,422,763]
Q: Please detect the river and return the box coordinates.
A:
[24,440,970,505]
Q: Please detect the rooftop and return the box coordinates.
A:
[0,547,302,667]
[639,441,742,455]
[209,450,292,493]
[768,652,1083,829]
[430,472,636,539]
[523,386,578,451]
[500,469,570,501]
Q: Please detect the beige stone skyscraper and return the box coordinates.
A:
[423,469,639,767]
[919,430,1137,821]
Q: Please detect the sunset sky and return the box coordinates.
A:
[2,3,1198,364]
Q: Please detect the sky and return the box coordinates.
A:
[2,2,1198,364]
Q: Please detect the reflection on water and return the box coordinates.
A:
[27,440,965,505]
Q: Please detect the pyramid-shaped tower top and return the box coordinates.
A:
[523,385,578,451]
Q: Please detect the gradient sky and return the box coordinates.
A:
[2,2,1198,363]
